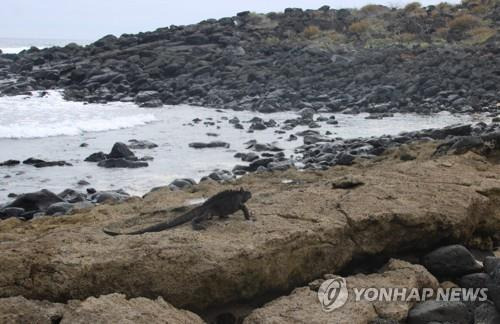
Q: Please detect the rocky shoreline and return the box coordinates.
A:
[1,3,500,114]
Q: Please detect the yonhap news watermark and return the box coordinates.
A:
[318,276,488,312]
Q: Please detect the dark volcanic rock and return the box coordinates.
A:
[5,189,63,212]
[0,160,20,167]
[422,245,482,277]
[84,152,108,162]
[22,157,72,168]
[108,142,135,159]
[189,141,230,149]
[97,158,148,169]
[0,207,25,220]
[46,202,74,216]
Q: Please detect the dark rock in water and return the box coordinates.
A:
[0,207,25,219]
[234,123,244,129]
[336,153,355,166]
[46,202,74,216]
[168,178,196,190]
[97,158,148,168]
[250,121,267,131]
[241,152,259,162]
[206,133,219,137]
[127,139,158,149]
[84,152,108,162]
[58,189,86,203]
[22,158,45,165]
[422,245,482,277]
[407,300,472,324]
[287,134,298,141]
[108,142,135,159]
[33,160,72,168]
[140,156,154,161]
[332,175,364,189]
[80,143,88,147]
[189,141,230,149]
[247,142,283,152]
[7,193,17,198]
[474,302,500,324]
[91,190,129,203]
[77,180,90,186]
[86,188,97,195]
[5,189,63,212]
[0,160,20,167]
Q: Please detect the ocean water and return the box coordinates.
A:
[0,37,89,54]
[0,91,487,202]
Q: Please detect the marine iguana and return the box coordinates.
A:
[103,188,252,235]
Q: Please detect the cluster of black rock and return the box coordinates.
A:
[0,158,72,168]
[404,244,500,324]
[85,141,155,168]
[1,6,500,114]
[0,188,130,220]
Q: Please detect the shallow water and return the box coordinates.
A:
[0,91,487,202]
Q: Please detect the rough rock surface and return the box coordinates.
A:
[1,143,500,313]
[244,259,439,324]
[0,293,204,324]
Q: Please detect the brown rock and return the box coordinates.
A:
[0,294,203,324]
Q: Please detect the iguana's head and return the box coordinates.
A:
[239,187,252,202]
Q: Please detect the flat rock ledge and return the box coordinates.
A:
[0,293,203,324]
[1,143,500,313]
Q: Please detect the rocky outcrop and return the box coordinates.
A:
[244,259,438,323]
[0,294,203,324]
[0,143,499,314]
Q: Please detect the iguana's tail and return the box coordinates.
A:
[103,206,203,236]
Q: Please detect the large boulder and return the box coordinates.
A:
[4,189,63,212]
[108,142,135,159]
[422,245,482,277]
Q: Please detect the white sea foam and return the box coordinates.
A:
[0,91,157,138]
[0,47,32,54]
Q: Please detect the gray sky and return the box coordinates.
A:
[1,0,459,41]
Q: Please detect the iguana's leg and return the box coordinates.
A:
[191,210,211,231]
[240,204,252,220]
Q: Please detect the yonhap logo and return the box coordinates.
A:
[317,276,349,312]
